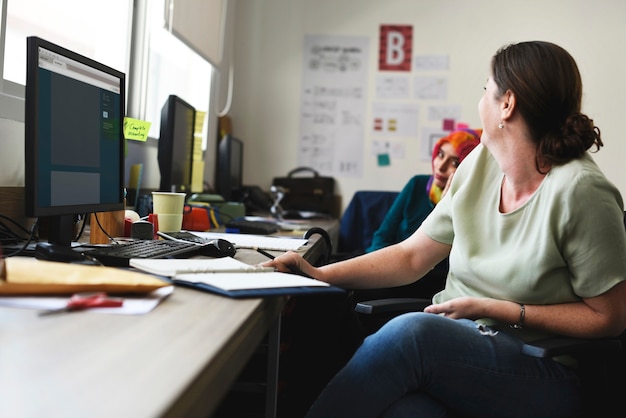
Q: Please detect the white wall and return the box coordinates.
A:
[2,0,625,216]
[229,0,626,213]
[0,118,25,185]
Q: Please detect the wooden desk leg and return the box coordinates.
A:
[265,314,281,418]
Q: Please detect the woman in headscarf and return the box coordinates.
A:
[367,128,481,252]
[351,129,481,331]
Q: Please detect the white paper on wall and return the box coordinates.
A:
[298,35,370,178]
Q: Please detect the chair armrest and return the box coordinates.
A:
[522,336,623,358]
[354,298,431,314]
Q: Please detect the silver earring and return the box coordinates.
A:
[498,122,504,129]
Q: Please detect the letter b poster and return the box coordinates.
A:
[379,25,413,71]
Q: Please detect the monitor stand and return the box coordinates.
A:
[34,215,85,262]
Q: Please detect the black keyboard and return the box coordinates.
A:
[85,240,207,267]
[224,219,280,235]
[157,230,211,244]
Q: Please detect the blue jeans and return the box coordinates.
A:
[305,312,581,418]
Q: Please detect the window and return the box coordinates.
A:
[1,0,132,114]
[4,0,132,86]
[144,0,212,142]
[0,0,213,150]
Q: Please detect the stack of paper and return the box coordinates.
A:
[189,232,308,251]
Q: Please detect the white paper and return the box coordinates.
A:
[371,102,420,137]
[189,231,308,251]
[375,74,410,99]
[413,76,447,100]
[427,104,462,121]
[298,34,370,177]
[372,139,406,159]
[0,286,174,315]
[420,128,449,161]
[414,54,449,71]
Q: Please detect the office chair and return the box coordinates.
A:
[334,190,448,336]
[355,212,626,417]
[334,190,399,261]
[520,331,625,417]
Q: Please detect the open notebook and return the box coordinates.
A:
[129,257,345,298]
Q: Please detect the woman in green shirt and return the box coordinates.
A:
[264,41,626,417]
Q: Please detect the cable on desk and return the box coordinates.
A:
[93,212,116,243]
[1,217,39,257]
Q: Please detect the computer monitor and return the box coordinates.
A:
[24,36,125,254]
[157,95,196,193]
[215,134,243,201]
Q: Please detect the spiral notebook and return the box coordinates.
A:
[129,257,271,277]
[129,257,345,298]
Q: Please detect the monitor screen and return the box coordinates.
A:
[215,134,243,201]
[157,95,196,193]
[25,36,125,250]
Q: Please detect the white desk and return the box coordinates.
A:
[0,283,284,417]
[0,220,337,418]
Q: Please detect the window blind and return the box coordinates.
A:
[165,0,225,66]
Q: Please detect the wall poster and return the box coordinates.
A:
[298,34,370,177]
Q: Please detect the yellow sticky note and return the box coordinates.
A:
[194,110,206,133]
[123,117,151,141]
[191,160,205,193]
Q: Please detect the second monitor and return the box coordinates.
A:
[158,94,196,193]
[215,134,243,201]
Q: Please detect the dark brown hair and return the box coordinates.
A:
[491,41,602,172]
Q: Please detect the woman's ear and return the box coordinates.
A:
[500,89,515,121]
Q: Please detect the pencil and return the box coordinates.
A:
[254,247,275,260]
[253,246,314,279]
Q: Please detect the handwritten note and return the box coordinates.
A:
[123,117,152,141]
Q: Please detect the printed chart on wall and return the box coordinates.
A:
[298,35,370,178]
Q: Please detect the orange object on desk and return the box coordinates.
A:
[148,213,159,239]
[182,206,210,231]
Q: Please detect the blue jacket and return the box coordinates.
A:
[367,175,434,253]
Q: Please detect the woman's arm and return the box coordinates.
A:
[425,280,626,338]
[264,229,451,290]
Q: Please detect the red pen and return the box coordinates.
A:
[39,292,123,316]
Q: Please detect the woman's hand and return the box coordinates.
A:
[424,296,491,319]
[260,251,320,280]
[426,282,626,338]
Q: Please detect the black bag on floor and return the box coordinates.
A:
[272,167,335,214]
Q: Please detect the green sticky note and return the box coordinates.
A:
[123,117,151,141]
[377,153,391,166]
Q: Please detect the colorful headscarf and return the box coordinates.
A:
[427,128,482,204]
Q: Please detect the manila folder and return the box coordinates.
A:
[0,256,169,295]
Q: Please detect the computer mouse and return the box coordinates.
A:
[197,238,236,258]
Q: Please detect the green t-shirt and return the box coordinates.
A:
[420,145,626,338]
